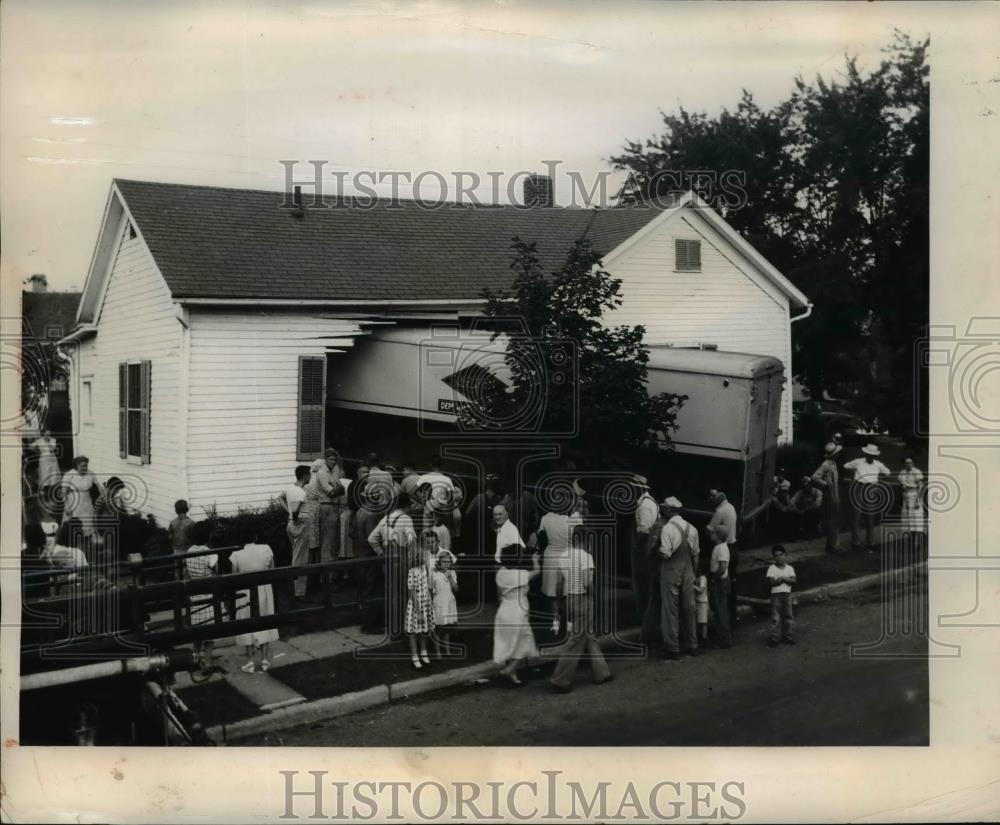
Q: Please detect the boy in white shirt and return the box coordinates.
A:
[766,544,796,647]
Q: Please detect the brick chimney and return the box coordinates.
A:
[27,273,48,293]
[523,174,554,208]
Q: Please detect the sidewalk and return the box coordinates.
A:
[173,528,914,741]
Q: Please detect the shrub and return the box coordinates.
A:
[200,501,288,563]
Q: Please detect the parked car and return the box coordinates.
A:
[793,400,865,446]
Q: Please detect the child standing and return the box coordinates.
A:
[430,549,459,658]
[184,520,218,669]
[432,511,452,552]
[766,545,797,647]
[405,537,435,669]
[169,499,196,555]
[694,559,709,644]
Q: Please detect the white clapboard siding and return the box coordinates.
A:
[185,311,363,515]
[73,230,183,524]
[604,210,793,442]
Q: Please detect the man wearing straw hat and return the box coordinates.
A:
[656,496,700,659]
[811,441,843,554]
[844,443,891,552]
[628,474,660,642]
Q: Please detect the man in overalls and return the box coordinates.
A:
[656,496,700,660]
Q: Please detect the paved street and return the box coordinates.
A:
[241,588,929,747]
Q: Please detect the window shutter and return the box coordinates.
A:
[297,356,326,461]
[140,360,152,464]
[675,239,702,272]
[118,363,127,459]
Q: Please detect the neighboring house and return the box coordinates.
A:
[21,279,80,452]
[62,179,810,523]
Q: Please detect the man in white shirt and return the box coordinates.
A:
[707,488,739,623]
[279,464,313,600]
[843,444,891,551]
[549,532,613,692]
[656,496,700,659]
[629,474,659,641]
[492,504,524,563]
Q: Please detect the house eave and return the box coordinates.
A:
[57,324,98,346]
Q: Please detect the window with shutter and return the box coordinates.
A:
[674,239,702,272]
[297,356,326,461]
[119,360,152,463]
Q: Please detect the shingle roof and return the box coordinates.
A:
[113,179,667,302]
[21,292,81,339]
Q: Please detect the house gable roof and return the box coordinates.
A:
[76,178,808,318]
[112,179,666,303]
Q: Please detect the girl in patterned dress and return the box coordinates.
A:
[405,535,435,669]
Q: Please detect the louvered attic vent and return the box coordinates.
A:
[674,239,701,272]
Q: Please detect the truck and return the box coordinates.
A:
[327,325,785,525]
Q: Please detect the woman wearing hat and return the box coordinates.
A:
[810,443,843,554]
[844,444,891,552]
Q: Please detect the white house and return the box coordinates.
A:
[62,179,811,523]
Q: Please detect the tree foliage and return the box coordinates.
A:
[465,238,686,470]
[611,31,929,441]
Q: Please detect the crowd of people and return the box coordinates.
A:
[773,435,926,553]
[21,434,927,691]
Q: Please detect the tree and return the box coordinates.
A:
[462,237,686,471]
[610,31,929,441]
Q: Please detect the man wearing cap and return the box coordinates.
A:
[656,496,700,659]
[844,444,891,552]
[629,474,659,640]
[811,442,843,554]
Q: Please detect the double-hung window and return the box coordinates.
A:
[118,361,151,463]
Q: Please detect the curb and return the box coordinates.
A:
[209,562,915,743]
[211,629,642,743]
[206,684,389,741]
[389,661,497,701]
[737,559,927,609]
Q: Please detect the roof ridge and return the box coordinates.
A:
[113,177,663,215]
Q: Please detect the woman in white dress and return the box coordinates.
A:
[492,544,540,686]
[60,455,103,536]
[898,458,926,536]
[32,428,62,501]
[229,541,280,673]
